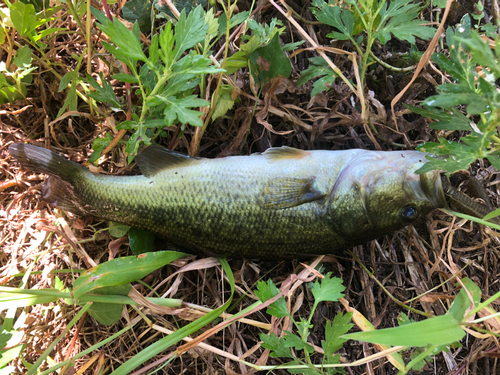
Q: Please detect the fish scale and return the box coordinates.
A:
[8,143,447,259]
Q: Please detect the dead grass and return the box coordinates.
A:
[1,0,500,374]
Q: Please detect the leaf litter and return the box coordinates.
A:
[1,0,500,374]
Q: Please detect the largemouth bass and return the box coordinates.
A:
[8,143,446,259]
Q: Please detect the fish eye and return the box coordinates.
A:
[401,206,418,221]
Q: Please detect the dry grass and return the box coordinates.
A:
[1,0,500,374]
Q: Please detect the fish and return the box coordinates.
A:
[8,143,447,259]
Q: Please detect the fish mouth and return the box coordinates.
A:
[419,170,447,209]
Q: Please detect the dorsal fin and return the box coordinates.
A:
[136,145,200,177]
[263,146,310,163]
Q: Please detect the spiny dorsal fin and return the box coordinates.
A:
[136,145,200,178]
[258,177,325,209]
[263,146,310,163]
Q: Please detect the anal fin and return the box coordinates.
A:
[41,176,85,215]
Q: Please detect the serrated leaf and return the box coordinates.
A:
[376,19,435,44]
[255,279,289,318]
[86,72,122,109]
[283,331,314,353]
[405,105,471,131]
[416,139,478,174]
[432,52,467,81]
[311,272,345,304]
[456,32,500,76]
[73,251,187,298]
[312,75,336,96]
[423,93,486,112]
[91,7,148,66]
[157,95,208,127]
[172,6,207,62]
[311,0,353,41]
[342,314,465,347]
[322,312,353,358]
[259,332,293,358]
[375,0,435,44]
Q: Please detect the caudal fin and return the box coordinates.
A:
[9,143,88,214]
[8,143,86,182]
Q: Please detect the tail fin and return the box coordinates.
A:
[9,143,88,214]
[8,143,86,182]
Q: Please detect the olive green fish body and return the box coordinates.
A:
[9,144,446,259]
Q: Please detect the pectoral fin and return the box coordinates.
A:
[259,177,325,209]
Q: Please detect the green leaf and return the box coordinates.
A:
[0,289,59,310]
[405,105,472,131]
[218,11,250,36]
[456,32,500,76]
[87,285,131,325]
[12,45,32,69]
[86,72,122,109]
[88,132,114,164]
[0,344,24,369]
[342,314,465,347]
[423,93,488,115]
[172,6,208,63]
[247,18,285,43]
[9,2,36,37]
[73,251,187,298]
[486,155,500,173]
[311,272,345,304]
[322,312,353,358]
[59,70,78,93]
[111,259,234,375]
[122,0,152,33]
[128,227,155,255]
[108,221,130,238]
[416,139,478,175]
[311,0,353,41]
[283,331,314,353]
[375,0,435,44]
[255,279,289,318]
[112,73,138,83]
[448,278,482,321]
[212,84,236,121]
[91,7,148,67]
[259,332,293,358]
[157,95,209,127]
[250,33,292,85]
